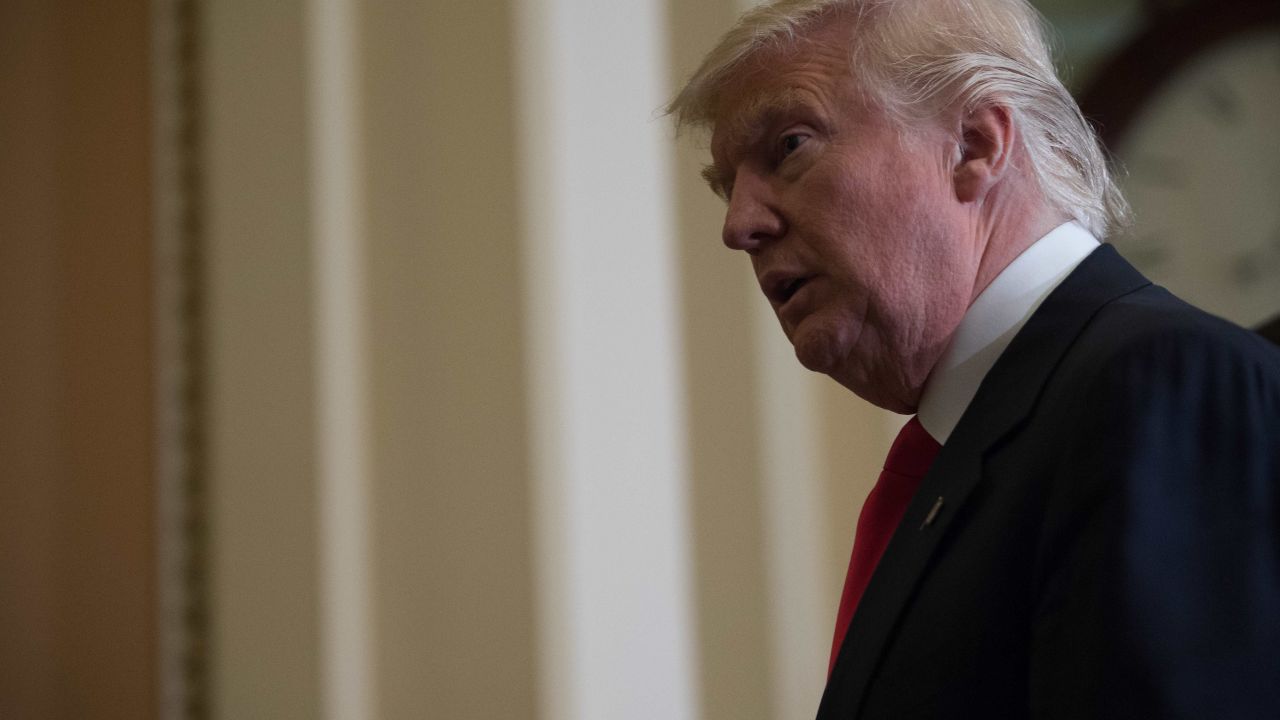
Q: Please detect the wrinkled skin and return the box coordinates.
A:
[707,17,1055,412]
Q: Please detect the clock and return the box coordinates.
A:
[1079,0,1280,338]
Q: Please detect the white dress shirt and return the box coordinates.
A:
[916,222,1101,444]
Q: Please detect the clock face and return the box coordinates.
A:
[1110,27,1280,328]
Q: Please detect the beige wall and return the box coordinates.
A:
[202,1,540,717]
[200,1,893,719]
[0,1,158,718]
[668,2,776,717]
[360,1,538,716]
[4,2,1265,718]
[0,0,894,718]
[202,1,321,716]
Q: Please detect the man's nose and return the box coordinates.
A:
[721,172,784,253]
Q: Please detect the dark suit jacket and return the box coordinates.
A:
[817,245,1280,719]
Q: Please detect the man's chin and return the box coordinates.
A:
[791,331,916,412]
[792,331,843,377]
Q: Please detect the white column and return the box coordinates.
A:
[306,1,375,719]
[513,0,701,718]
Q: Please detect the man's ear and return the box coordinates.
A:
[953,103,1015,204]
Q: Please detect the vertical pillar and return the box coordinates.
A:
[306,1,375,718]
[513,0,701,717]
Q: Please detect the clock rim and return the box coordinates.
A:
[1078,0,1280,150]
[1077,0,1280,336]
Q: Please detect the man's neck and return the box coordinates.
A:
[969,207,1070,306]
[917,220,1100,443]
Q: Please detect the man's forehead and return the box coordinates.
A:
[708,29,858,145]
[712,87,812,152]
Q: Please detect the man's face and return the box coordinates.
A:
[707,20,982,412]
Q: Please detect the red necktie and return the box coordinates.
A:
[828,416,942,676]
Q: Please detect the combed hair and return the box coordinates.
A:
[667,0,1130,238]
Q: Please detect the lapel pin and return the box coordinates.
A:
[920,496,945,530]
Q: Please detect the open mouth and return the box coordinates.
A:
[774,276,810,305]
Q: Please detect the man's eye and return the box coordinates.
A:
[780,133,808,157]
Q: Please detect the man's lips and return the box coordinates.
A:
[760,270,814,307]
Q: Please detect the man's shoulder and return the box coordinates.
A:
[1064,283,1280,393]
[1010,276,1280,447]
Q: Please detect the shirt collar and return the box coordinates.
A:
[917,222,1100,444]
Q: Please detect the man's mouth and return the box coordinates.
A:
[765,274,812,306]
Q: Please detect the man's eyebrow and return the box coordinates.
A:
[729,89,810,145]
[702,89,814,200]
[696,90,814,202]
[701,163,729,200]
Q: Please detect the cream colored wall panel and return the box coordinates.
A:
[203,1,321,717]
[667,0,777,717]
[753,305,834,720]
[358,1,539,718]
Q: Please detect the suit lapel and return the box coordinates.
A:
[817,245,1150,718]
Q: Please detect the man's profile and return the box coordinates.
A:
[669,1,1280,717]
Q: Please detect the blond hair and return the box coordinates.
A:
[667,0,1130,238]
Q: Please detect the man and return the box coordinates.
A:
[669,1,1280,717]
